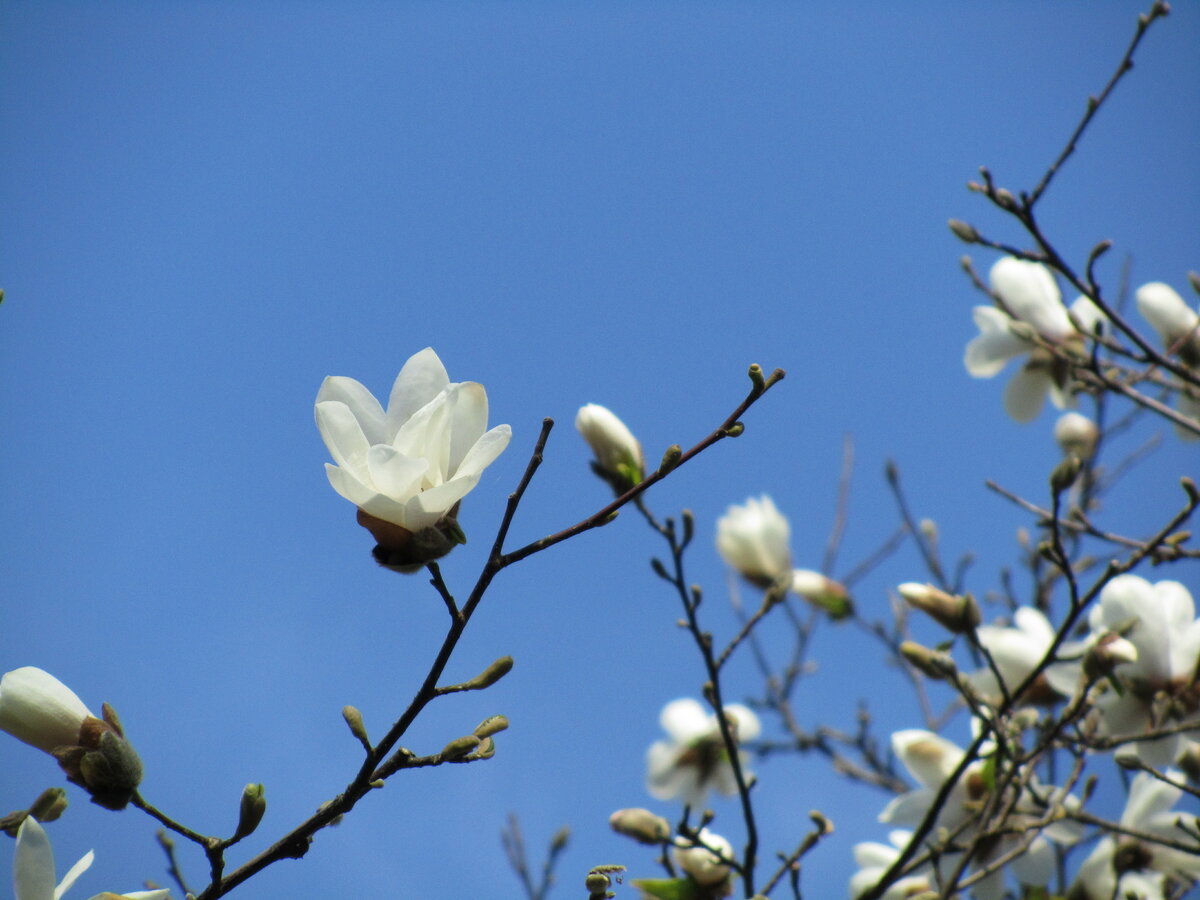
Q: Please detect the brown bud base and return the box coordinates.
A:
[52,704,143,810]
[357,505,464,573]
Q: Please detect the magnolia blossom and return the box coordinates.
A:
[575,403,644,490]
[1135,281,1200,440]
[716,495,791,586]
[968,607,1066,706]
[1054,411,1099,460]
[646,698,761,807]
[672,828,735,887]
[1072,771,1200,900]
[881,729,1081,900]
[1074,575,1200,767]
[13,818,169,900]
[0,668,93,754]
[848,830,931,900]
[315,348,511,566]
[964,257,1104,422]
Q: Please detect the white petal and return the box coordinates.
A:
[315,401,372,479]
[892,730,963,786]
[722,704,761,742]
[1009,835,1054,885]
[315,376,386,446]
[324,465,410,526]
[385,348,450,437]
[0,668,93,754]
[1002,365,1050,422]
[365,446,428,502]
[15,818,57,900]
[660,698,709,742]
[964,307,1029,377]
[447,382,489,474]
[878,787,937,826]
[1070,296,1109,337]
[1121,771,1181,828]
[451,425,512,482]
[1136,282,1199,345]
[392,389,453,484]
[990,257,1073,340]
[55,850,95,899]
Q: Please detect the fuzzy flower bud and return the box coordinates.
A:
[673,829,735,887]
[609,808,670,845]
[576,404,645,493]
[898,583,980,633]
[1054,412,1099,460]
[0,668,144,810]
[792,569,853,620]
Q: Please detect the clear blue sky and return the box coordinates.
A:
[2,3,1197,898]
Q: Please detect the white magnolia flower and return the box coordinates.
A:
[12,818,169,900]
[1072,770,1200,900]
[968,607,1066,706]
[1135,281,1200,440]
[0,668,93,754]
[672,828,734,887]
[575,403,644,489]
[646,698,761,807]
[848,830,931,900]
[881,729,1081,900]
[964,257,1100,422]
[1137,282,1200,358]
[716,495,791,585]
[315,348,511,565]
[1079,575,1200,767]
[1054,411,1099,460]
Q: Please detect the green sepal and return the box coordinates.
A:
[630,878,701,900]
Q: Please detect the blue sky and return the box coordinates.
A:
[2,2,1198,898]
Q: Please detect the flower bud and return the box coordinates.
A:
[0,670,143,810]
[673,828,734,887]
[716,496,792,586]
[585,871,611,895]
[576,403,645,493]
[342,706,370,747]
[900,641,957,680]
[948,219,980,243]
[792,569,853,620]
[1136,281,1200,364]
[439,734,481,760]
[609,808,670,845]
[898,583,980,633]
[473,715,509,738]
[234,783,267,840]
[461,656,514,691]
[1049,455,1083,493]
[1054,412,1098,460]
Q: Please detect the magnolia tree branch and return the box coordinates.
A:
[140,364,785,899]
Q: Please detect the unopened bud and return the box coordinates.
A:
[900,641,957,680]
[440,735,481,760]
[610,807,670,844]
[462,656,514,691]
[948,219,980,243]
[792,569,853,620]
[234,783,266,840]
[28,787,69,824]
[1188,271,1200,297]
[1050,455,1083,493]
[898,583,980,633]
[585,872,611,895]
[919,518,939,543]
[658,444,683,475]
[995,188,1018,210]
[470,736,496,759]
[550,826,571,851]
[1054,413,1099,460]
[1177,742,1200,783]
[53,704,144,810]
[342,706,370,747]
[576,404,645,493]
[748,364,766,390]
[724,421,745,437]
[473,715,509,738]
